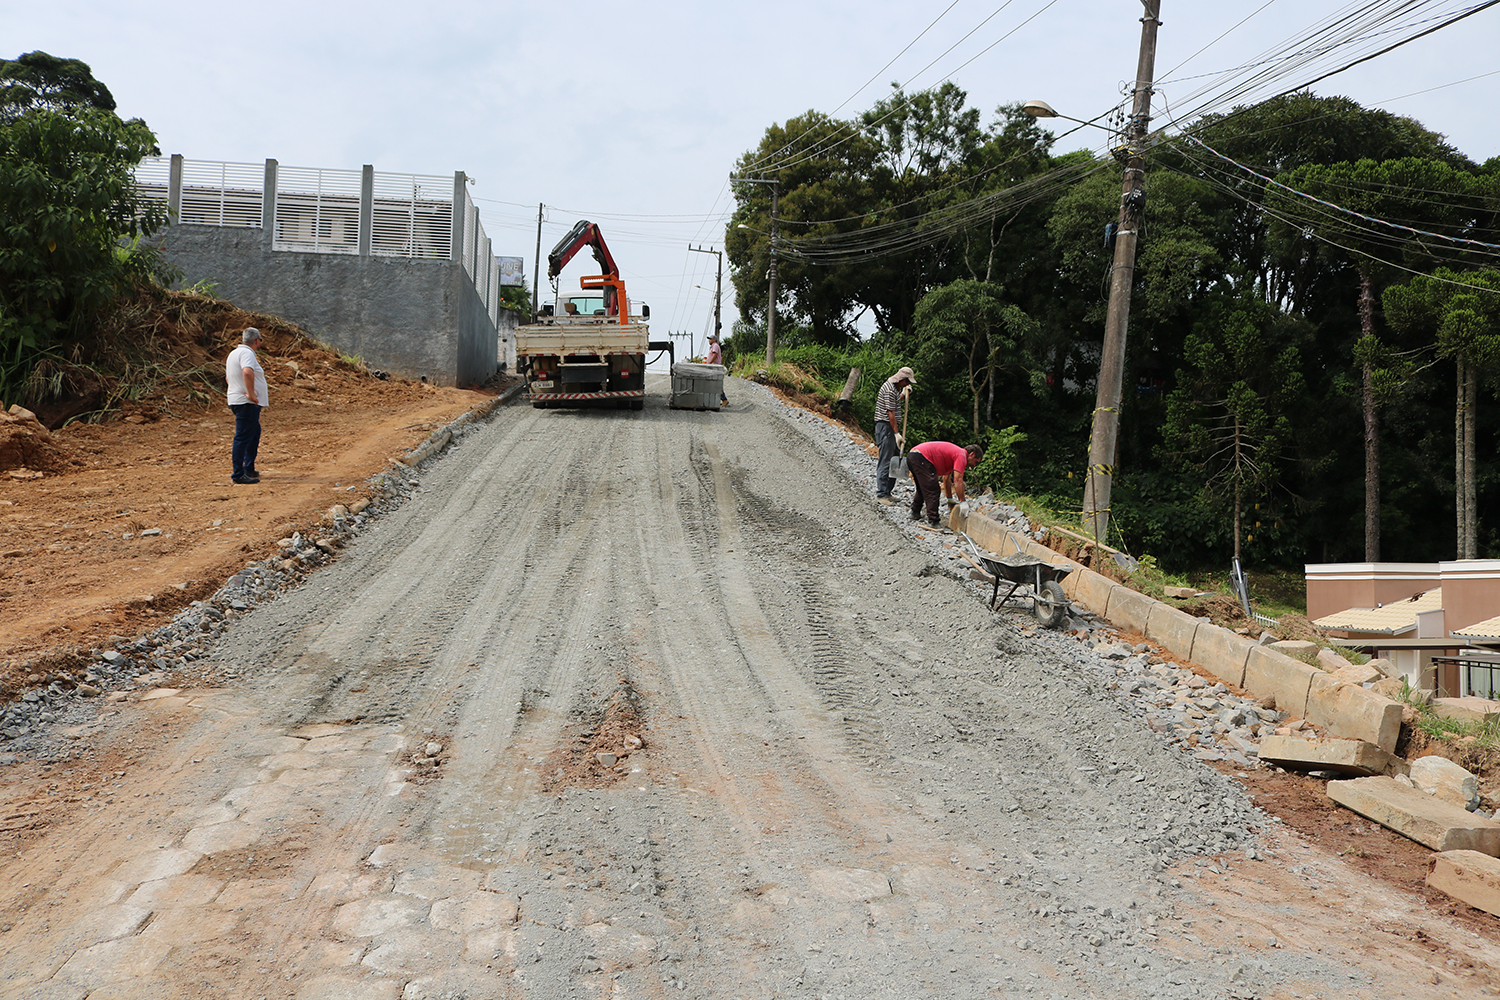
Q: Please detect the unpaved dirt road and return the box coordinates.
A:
[1,377,1496,999]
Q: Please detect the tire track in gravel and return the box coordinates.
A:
[650,426,1024,883]
[414,427,666,864]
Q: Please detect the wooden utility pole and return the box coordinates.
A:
[767,185,780,368]
[1081,0,1162,546]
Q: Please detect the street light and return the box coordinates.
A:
[1023,0,1161,548]
[1021,100,1112,131]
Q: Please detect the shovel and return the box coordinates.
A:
[886,385,911,480]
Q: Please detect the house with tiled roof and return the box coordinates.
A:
[1307,561,1500,697]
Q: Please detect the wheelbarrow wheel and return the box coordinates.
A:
[1032,579,1068,628]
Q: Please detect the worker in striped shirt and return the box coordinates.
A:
[874,366,916,504]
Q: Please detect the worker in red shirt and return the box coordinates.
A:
[908,440,983,528]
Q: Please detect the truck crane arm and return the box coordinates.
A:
[547,220,620,282]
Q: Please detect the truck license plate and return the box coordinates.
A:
[531,380,554,389]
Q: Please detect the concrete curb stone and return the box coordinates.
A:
[1104,586,1154,635]
[1244,646,1316,719]
[1188,624,1253,689]
[1428,850,1500,915]
[1144,603,1201,663]
[1328,776,1500,854]
[1304,673,1402,753]
[1258,734,1404,776]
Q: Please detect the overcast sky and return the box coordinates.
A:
[6,1,1498,355]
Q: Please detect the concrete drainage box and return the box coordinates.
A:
[670,362,726,411]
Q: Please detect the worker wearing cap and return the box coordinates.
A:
[706,332,728,406]
[908,440,983,528]
[874,367,916,504]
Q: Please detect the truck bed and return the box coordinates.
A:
[516,319,650,356]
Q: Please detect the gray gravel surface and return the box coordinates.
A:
[0,375,1389,998]
[206,374,1348,998]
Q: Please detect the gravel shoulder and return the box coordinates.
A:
[0,375,1494,998]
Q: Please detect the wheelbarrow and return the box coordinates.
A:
[963,534,1073,628]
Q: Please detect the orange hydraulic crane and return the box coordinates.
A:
[547,220,628,325]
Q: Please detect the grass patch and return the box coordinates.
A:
[729,356,835,400]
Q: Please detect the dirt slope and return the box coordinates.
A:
[0,293,507,695]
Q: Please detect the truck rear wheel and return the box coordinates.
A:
[631,398,644,411]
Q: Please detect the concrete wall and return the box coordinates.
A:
[149,156,498,388]
[162,224,495,385]
[497,309,518,372]
[1440,560,1500,635]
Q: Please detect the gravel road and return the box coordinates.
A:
[0,375,1487,999]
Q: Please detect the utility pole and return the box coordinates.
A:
[728,177,780,368]
[688,244,722,361]
[531,202,543,323]
[766,185,779,368]
[1081,0,1161,547]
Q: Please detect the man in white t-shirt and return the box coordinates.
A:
[225,327,268,484]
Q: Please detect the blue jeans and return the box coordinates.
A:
[875,421,898,497]
[230,403,262,479]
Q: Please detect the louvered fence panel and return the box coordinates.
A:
[460,188,476,278]
[180,160,263,228]
[274,165,361,254]
[371,172,453,259]
[133,156,170,211]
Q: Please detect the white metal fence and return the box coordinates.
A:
[133,156,170,211]
[184,160,263,227]
[372,171,453,259]
[460,187,477,279]
[134,156,503,326]
[132,157,264,228]
[274,165,360,254]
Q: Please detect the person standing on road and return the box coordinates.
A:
[225,327,268,485]
[874,367,916,504]
[706,332,728,407]
[908,440,983,528]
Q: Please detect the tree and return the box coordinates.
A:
[911,279,1037,437]
[727,110,878,345]
[0,61,166,405]
[1385,268,1500,557]
[1268,156,1481,560]
[1160,295,1305,563]
[729,84,1016,342]
[0,51,116,123]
